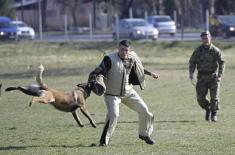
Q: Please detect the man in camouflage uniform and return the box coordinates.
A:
[189,31,225,122]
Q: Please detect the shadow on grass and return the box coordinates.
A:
[49,144,92,148]
[0,67,90,80]
[0,144,96,151]
[96,120,196,125]
[64,119,197,129]
[0,145,35,151]
[157,120,197,123]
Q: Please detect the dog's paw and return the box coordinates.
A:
[79,124,84,127]
[92,123,97,128]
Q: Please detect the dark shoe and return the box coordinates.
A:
[205,109,211,121]
[211,111,217,122]
[99,143,107,147]
[139,135,155,145]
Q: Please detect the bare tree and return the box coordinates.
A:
[55,0,87,28]
[119,0,134,19]
[214,0,230,15]
[54,0,235,30]
[0,0,15,18]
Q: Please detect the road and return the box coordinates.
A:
[36,32,202,42]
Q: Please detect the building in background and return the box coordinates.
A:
[12,0,108,31]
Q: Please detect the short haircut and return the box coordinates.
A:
[119,40,131,47]
[200,31,211,37]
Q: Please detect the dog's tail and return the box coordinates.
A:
[5,85,42,96]
[36,64,48,90]
[5,87,18,92]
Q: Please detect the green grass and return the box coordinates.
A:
[0,41,235,155]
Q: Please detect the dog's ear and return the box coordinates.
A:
[77,83,91,91]
[76,83,92,98]
[76,83,85,88]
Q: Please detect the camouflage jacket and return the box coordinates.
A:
[189,43,225,77]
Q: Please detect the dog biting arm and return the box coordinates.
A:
[88,56,111,82]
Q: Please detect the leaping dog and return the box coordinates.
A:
[5,64,96,128]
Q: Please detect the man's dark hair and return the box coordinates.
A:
[200,31,211,37]
[119,40,131,47]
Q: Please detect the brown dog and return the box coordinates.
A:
[5,64,96,128]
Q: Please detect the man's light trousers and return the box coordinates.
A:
[100,89,154,145]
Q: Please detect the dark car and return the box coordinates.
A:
[210,15,235,38]
[0,16,17,40]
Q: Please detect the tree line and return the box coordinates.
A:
[1,0,235,28]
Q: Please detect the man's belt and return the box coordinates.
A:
[198,71,216,75]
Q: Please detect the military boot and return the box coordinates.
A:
[211,111,217,122]
[205,109,211,121]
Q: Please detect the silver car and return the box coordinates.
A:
[11,20,35,40]
[147,15,176,36]
[112,18,159,40]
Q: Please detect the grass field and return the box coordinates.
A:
[0,41,234,155]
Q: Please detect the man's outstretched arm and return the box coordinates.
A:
[144,69,159,79]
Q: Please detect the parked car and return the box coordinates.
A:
[11,20,35,40]
[147,15,176,36]
[210,15,235,38]
[0,16,17,40]
[112,18,159,40]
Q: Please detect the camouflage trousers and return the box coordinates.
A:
[196,74,220,112]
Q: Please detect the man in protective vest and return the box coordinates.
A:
[89,40,159,146]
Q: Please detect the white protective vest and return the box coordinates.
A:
[104,52,133,96]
